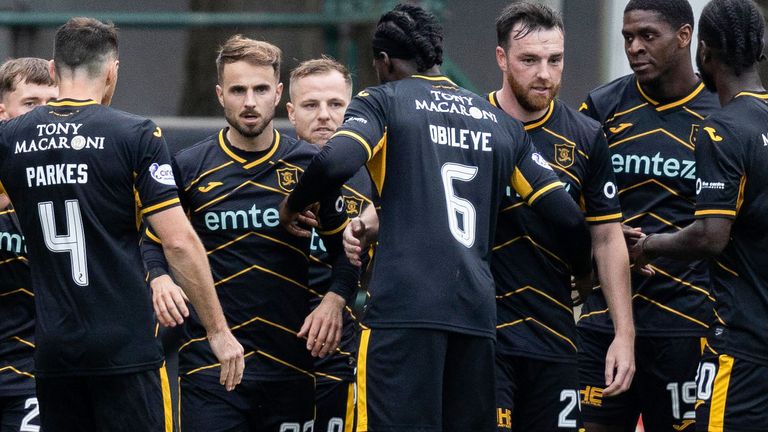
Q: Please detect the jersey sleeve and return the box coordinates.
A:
[579,95,600,122]
[133,121,181,217]
[331,87,389,162]
[694,119,745,219]
[509,131,564,205]
[582,130,623,224]
[317,191,357,302]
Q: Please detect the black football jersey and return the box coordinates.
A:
[578,76,719,337]
[694,92,768,366]
[488,94,621,361]
[0,99,179,376]
[330,75,564,338]
[0,204,34,395]
[309,167,373,382]
[146,129,351,380]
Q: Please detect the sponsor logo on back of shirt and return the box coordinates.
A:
[416,91,498,123]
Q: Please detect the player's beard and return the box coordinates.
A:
[507,73,560,113]
[225,107,273,138]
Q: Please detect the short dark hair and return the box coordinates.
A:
[289,56,352,99]
[0,57,55,101]
[53,17,118,77]
[496,2,564,50]
[372,3,443,72]
[699,0,765,75]
[624,0,694,30]
[216,35,281,82]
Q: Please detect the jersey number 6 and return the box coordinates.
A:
[440,163,478,248]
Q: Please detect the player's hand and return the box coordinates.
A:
[298,292,345,358]
[343,217,368,267]
[603,332,635,397]
[628,234,655,277]
[571,272,596,306]
[207,329,244,392]
[150,274,189,327]
[279,197,318,238]
[621,223,644,247]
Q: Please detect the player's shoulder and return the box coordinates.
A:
[274,132,319,168]
[553,100,604,142]
[705,94,768,143]
[583,74,636,121]
[100,105,159,133]
[173,130,224,172]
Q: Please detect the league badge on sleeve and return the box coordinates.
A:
[149,163,176,186]
[689,124,700,146]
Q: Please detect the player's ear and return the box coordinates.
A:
[677,24,693,49]
[697,40,710,65]
[215,84,224,107]
[48,59,56,82]
[495,46,508,72]
[106,60,119,86]
[274,82,283,107]
[286,101,296,126]
[0,103,8,120]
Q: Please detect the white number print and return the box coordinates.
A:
[20,397,40,432]
[327,418,343,432]
[279,421,313,432]
[440,163,478,248]
[696,362,717,401]
[666,381,697,420]
[38,200,88,286]
[558,389,578,428]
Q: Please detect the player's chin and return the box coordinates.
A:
[311,130,333,144]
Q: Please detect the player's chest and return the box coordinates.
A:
[604,111,699,186]
[186,165,299,236]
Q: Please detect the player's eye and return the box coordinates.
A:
[522,58,537,65]
[643,33,655,41]
[303,103,317,109]
[549,57,563,65]
[330,102,344,108]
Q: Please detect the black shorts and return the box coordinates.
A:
[578,327,702,431]
[356,328,495,432]
[315,379,355,432]
[36,366,173,432]
[495,354,581,431]
[695,348,768,432]
[179,373,314,432]
[0,395,40,432]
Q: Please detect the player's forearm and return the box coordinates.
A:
[358,205,380,244]
[642,218,730,260]
[288,136,368,212]
[141,226,169,278]
[163,231,229,333]
[592,223,634,337]
[323,230,361,303]
[532,189,593,277]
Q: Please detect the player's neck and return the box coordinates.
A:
[643,64,699,101]
[227,123,275,152]
[496,85,548,123]
[716,67,765,107]
[56,80,107,105]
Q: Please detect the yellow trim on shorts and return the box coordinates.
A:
[159,363,173,432]
[357,328,371,431]
[344,381,356,432]
[708,354,734,432]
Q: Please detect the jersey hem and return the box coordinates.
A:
[35,358,164,378]
[362,320,496,338]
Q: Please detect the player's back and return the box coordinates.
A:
[696,92,768,365]
[0,99,179,376]
[340,75,560,337]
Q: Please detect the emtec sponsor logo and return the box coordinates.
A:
[416,91,498,123]
[695,178,725,195]
[0,230,25,254]
[612,152,695,179]
[204,206,280,231]
[15,123,105,154]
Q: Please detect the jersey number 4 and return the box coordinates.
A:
[38,200,89,286]
[441,163,478,248]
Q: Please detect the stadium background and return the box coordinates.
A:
[1,1,766,431]
[4,0,764,152]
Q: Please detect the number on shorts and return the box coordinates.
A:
[666,381,697,420]
[327,418,343,432]
[696,362,717,400]
[20,397,40,432]
[279,421,314,432]
[38,200,88,286]
[440,163,478,248]
[558,389,578,428]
